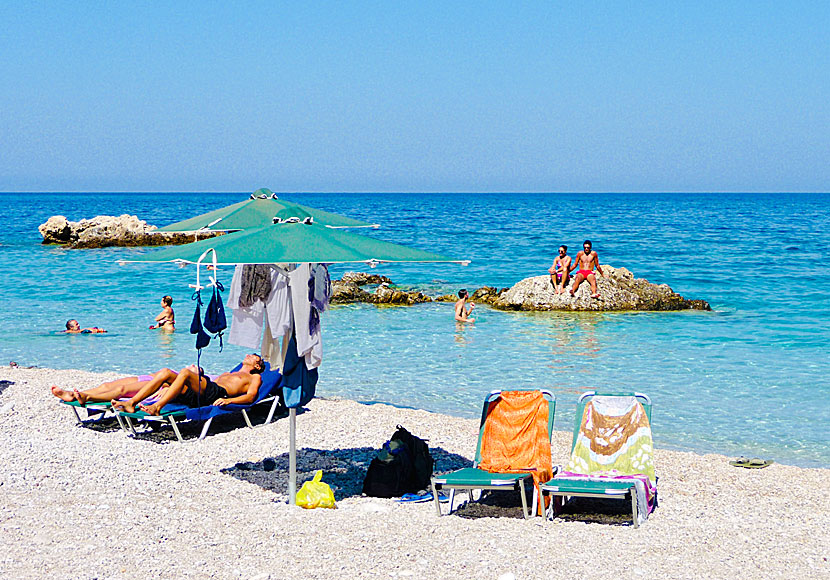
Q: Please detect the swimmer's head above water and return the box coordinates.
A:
[65,319,80,332]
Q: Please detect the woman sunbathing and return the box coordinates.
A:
[50,367,200,405]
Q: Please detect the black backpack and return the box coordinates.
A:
[362,425,435,498]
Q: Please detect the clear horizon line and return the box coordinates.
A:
[2,190,829,195]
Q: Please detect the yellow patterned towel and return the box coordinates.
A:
[560,396,656,520]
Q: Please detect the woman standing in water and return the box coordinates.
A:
[149,295,175,332]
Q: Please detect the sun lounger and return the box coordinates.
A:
[116,363,283,442]
[431,389,556,518]
[540,391,655,528]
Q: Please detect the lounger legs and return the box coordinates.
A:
[241,409,254,429]
[631,489,639,528]
[265,398,280,425]
[518,481,530,519]
[168,416,184,442]
[196,417,213,441]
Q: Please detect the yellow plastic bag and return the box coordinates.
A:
[296,470,337,509]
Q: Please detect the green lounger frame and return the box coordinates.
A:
[61,400,132,430]
[431,389,556,519]
[541,391,652,528]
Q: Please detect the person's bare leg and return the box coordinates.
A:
[570,273,585,296]
[52,377,140,404]
[588,274,599,298]
[112,369,177,413]
[557,274,569,295]
[138,368,205,416]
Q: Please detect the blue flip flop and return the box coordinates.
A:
[397,492,450,503]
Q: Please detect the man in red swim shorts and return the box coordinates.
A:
[569,239,605,299]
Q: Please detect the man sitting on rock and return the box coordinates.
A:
[569,240,605,299]
[112,354,264,415]
[548,245,572,294]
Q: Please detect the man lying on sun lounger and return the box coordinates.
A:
[111,354,265,416]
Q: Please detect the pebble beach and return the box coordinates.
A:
[1,367,827,580]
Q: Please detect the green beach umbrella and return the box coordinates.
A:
[124,218,468,505]
[157,188,379,232]
[128,219,467,266]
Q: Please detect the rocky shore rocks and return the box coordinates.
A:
[332,273,431,306]
[332,266,710,311]
[38,214,222,248]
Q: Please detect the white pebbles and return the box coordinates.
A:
[0,367,828,580]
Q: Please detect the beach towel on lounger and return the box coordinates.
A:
[477,390,554,502]
[558,395,656,523]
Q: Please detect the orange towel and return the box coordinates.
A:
[477,390,553,513]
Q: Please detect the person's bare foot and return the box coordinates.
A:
[138,402,162,416]
[73,389,90,405]
[569,289,575,296]
[111,399,136,413]
[51,386,76,402]
[591,293,600,299]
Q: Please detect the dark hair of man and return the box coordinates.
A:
[458,289,468,299]
[65,319,77,330]
[583,239,592,247]
[162,295,173,306]
[250,354,265,374]
[560,245,567,252]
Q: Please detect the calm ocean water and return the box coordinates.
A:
[1,192,828,467]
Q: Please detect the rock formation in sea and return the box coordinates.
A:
[38,215,223,248]
[332,267,710,311]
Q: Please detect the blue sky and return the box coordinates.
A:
[1,2,827,192]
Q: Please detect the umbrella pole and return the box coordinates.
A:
[288,407,297,505]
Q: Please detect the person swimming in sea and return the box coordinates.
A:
[149,295,175,332]
[548,245,572,294]
[63,319,106,334]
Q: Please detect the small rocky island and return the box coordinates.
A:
[38,215,222,248]
[333,267,710,312]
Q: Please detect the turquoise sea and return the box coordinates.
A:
[1,192,828,467]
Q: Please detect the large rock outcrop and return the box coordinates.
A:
[483,265,710,311]
[38,215,222,248]
[330,267,710,312]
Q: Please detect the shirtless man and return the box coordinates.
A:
[548,245,572,294]
[569,239,605,299]
[454,289,475,323]
[150,295,175,332]
[63,319,107,334]
[112,354,264,415]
